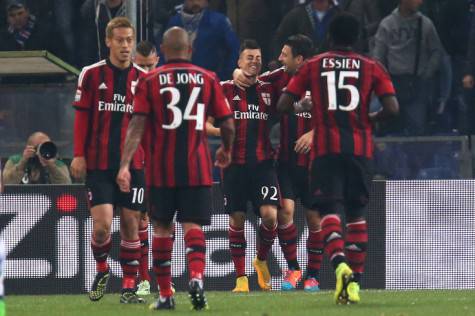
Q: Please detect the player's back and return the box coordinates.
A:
[134,61,229,187]
[291,50,394,159]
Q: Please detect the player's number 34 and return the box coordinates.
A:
[160,86,205,130]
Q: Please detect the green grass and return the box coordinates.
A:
[6,290,475,316]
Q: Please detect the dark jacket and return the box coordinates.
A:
[273,3,340,57]
[166,8,240,80]
[0,19,56,52]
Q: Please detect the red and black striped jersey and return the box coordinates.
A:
[221,80,276,164]
[133,60,232,188]
[73,59,146,170]
[286,50,395,159]
[260,67,312,167]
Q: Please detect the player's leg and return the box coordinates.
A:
[229,212,249,292]
[177,186,213,310]
[277,163,302,291]
[148,187,176,310]
[304,209,322,292]
[223,164,249,292]
[136,213,151,296]
[310,156,353,304]
[299,165,323,292]
[342,156,373,304]
[252,161,280,291]
[117,169,147,304]
[86,171,114,301]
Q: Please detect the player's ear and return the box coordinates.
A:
[105,36,112,49]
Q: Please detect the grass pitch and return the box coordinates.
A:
[7,290,475,316]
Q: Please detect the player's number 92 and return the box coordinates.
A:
[261,186,278,200]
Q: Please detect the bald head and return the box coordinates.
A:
[161,27,192,61]
[27,132,50,147]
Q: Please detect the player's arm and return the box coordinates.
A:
[117,114,147,192]
[369,62,400,123]
[117,77,150,192]
[277,62,310,113]
[369,95,399,123]
[215,117,235,168]
[71,69,93,181]
[206,117,221,137]
[210,76,235,168]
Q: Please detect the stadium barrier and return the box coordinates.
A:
[0,181,473,294]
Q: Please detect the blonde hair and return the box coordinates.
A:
[105,17,135,39]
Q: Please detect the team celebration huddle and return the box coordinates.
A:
[72,11,399,311]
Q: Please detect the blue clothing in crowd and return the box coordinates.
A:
[166,8,240,80]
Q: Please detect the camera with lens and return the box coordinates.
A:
[36,141,57,160]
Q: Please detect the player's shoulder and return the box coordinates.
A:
[259,67,286,81]
[132,63,148,75]
[77,59,107,86]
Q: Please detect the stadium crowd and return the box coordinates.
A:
[0,0,474,135]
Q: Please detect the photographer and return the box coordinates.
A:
[2,132,71,184]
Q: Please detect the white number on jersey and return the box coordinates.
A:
[160,86,205,130]
[321,70,360,111]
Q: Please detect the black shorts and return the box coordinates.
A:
[310,155,373,217]
[222,160,281,216]
[277,162,312,209]
[86,169,146,212]
[148,186,212,226]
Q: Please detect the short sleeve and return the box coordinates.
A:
[208,75,233,122]
[73,68,94,110]
[133,77,151,115]
[285,61,310,98]
[373,61,396,97]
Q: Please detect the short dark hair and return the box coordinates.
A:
[106,17,135,38]
[284,34,314,60]
[136,41,157,57]
[239,39,260,55]
[329,13,360,47]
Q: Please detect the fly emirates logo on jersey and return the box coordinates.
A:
[98,93,133,114]
[233,92,271,121]
[293,90,312,119]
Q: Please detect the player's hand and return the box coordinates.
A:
[463,75,474,89]
[294,97,313,113]
[70,157,86,180]
[233,68,253,89]
[214,146,232,168]
[294,130,313,154]
[22,145,36,160]
[116,166,131,192]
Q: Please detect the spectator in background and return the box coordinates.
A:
[80,0,126,65]
[272,0,339,67]
[165,0,239,80]
[378,0,399,17]
[373,0,443,136]
[338,0,382,52]
[0,1,57,52]
[151,0,182,44]
[134,40,159,72]
[211,0,282,69]
[462,3,475,134]
[2,132,71,184]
